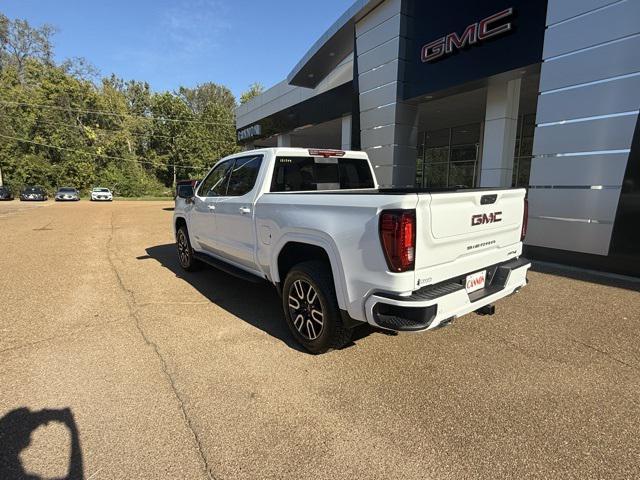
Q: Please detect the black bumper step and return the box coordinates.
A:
[372,303,438,331]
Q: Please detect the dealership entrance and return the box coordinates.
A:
[416,113,535,189]
[413,70,540,189]
[417,122,481,189]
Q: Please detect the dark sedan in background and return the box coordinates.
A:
[55,187,80,201]
[0,186,14,201]
[20,186,48,201]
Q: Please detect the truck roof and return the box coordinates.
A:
[234,147,369,160]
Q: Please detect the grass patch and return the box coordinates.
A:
[113,197,174,201]
[77,196,174,201]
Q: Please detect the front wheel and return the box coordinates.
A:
[176,225,201,272]
[282,261,352,354]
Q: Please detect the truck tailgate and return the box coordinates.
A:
[414,189,526,285]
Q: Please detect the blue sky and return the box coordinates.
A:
[2,0,353,98]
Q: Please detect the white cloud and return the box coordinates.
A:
[161,0,232,58]
[106,0,235,90]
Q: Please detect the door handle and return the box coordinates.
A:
[239,207,251,214]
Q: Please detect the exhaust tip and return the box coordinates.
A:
[434,317,455,329]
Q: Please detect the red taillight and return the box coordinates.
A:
[379,210,416,272]
[521,198,528,241]
[308,149,346,158]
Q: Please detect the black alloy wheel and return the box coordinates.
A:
[282,261,352,354]
[176,226,200,272]
[288,279,324,341]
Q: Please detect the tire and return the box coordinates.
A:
[282,261,352,354]
[176,225,201,272]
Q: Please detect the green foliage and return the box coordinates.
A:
[240,82,264,105]
[0,13,240,196]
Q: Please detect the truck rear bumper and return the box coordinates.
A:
[364,257,531,332]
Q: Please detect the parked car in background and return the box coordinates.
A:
[91,187,113,201]
[20,186,48,201]
[55,187,80,201]
[0,186,14,201]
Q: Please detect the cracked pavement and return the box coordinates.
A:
[1,200,639,479]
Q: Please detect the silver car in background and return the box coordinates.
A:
[91,187,113,201]
[55,187,80,201]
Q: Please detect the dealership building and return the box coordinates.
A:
[235,0,640,276]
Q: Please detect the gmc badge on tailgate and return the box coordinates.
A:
[472,212,502,226]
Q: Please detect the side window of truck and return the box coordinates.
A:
[226,155,263,196]
[198,160,233,197]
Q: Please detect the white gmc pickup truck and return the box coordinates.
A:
[174,148,530,353]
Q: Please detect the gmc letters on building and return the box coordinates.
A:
[421,8,514,63]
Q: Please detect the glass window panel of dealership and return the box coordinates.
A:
[415,75,539,189]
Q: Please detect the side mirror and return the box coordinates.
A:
[177,185,194,199]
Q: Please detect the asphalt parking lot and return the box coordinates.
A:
[1,200,639,479]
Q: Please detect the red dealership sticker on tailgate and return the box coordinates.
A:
[465,270,486,293]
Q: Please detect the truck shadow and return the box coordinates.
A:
[144,244,376,352]
[0,407,83,480]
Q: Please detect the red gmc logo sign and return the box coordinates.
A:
[471,212,503,226]
[421,8,515,63]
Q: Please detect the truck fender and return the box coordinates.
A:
[173,215,188,238]
[271,232,348,311]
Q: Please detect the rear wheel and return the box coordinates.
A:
[176,225,201,271]
[282,261,352,354]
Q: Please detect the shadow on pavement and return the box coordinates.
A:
[0,407,83,480]
[144,244,376,353]
[145,244,306,351]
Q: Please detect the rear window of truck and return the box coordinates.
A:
[271,156,374,192]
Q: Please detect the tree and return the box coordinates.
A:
[0,13,9,71]
[0,15,56,81]
[60,57,100,82]
[178,82,236,115]
[0,14,239,196]
[240,82,264,105]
